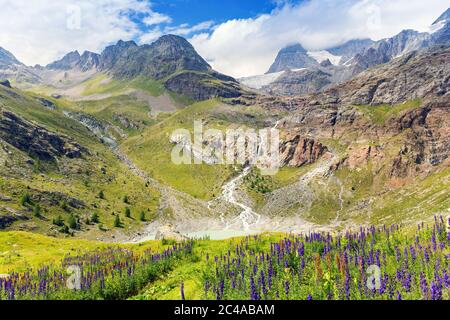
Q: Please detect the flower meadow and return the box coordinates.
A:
[201,217,450,300]
[1,218,449,301]
[0,242,193,300]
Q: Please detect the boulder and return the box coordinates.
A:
[155,224,188,242]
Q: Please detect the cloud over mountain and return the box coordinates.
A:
[190,0,449,77]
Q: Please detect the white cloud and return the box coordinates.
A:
[165,21,215,36]
[143,12,172,26]
[139,20,214,45]
[0,0,447,77]
[0,0,155,66]
[190,0,449,78]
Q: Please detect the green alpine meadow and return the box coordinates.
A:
[0,0,449,305]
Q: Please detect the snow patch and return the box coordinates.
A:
[429,20,447,34]
[290,68,306,72]
[307,50,342,65]
[239,71,285,89]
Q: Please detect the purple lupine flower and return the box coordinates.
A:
[250,275,259,300]
[430,281,442,300]
[409,246,416,262]
[260,270,267,297]
[307,294,313,300]
[402,272,411,292]
[180,282,185,300]
[345,272,350,299]
[420,273,429,300]
[284,280,290,298]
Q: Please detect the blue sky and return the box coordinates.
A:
[0,0,447,77]
[149,0,279,26]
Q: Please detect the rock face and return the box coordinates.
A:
[165,71,242,101]
[267,44,319,73]
[253,44,450,184]
[0,47,23,68]
[77,51,101,71]
[0,207,28,229]
[327,46,450,106]
[0,109,84,161]
[328,39,375,62]
[46,51,81,70]
[280,134,328,167]
[155,224,188,242]
[0,80,11,88]
[264,69,333,96]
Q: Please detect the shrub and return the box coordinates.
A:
[60,200,70,212]
[20,193,31,206]
[139,211,146,222]
[114,215,122,228]
[125,207,131,218]
[123,195,129,204]
[68,215,78,230]
[53,215,64,227]
[91,212,100,224]
[98,191,105,199]
[60,224,69,234]
[33,205,42,217]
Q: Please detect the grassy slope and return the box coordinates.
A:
[0,86,160,238]
[121,100,276,200]
[0,231,165,273]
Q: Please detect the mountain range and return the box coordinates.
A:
[240,9,450,96]
[0,35,242,102]
[0,7,449,240]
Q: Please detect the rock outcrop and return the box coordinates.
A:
[0,109,84,161]
[164,71,242,101]
[0,80,11,88]
[280,134,328,167]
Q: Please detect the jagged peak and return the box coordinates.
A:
[0,46,23,66]
[433,7,450,25]
[279,43,307,53]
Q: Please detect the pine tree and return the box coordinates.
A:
[91,212,99,224]
[139,211,146,222]
[98,191,105,199]
[68,215,78,229]
[125,207,131,218]
[53,215,64,227]
[20,193,31,206]
[123,195,129,204]
[114,215,122,228]
[33,205,41,217]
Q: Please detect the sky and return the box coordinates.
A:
[0,0,448,77]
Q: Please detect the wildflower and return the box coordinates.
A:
[284,280,290,298]
[180,282,185,300]
[430,281,442,300]
[420,273,429,300]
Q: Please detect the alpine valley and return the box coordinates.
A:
[0,5,449,302]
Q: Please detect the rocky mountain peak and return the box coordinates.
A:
[267,43,318,74]
[46,50,81,70]
[328,39,374,58]
[433,7,450,25]
[77,51,100,72]
[0,47,23,68]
